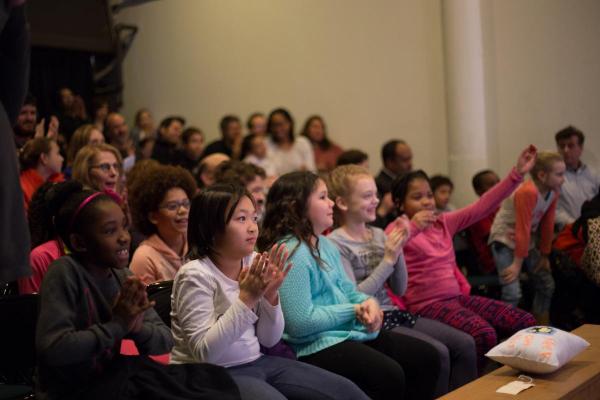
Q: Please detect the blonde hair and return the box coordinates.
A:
[530,151,564,182]
[328,164,372,200]
[72,143,123,190]
[67,124,102,165]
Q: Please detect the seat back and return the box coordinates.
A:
[146,280,173,328]
[0,294,40,387]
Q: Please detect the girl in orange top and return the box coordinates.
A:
[19,137,64,212]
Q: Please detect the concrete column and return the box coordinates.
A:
[442,0,489,206]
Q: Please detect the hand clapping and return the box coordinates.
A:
[239,244,293,308]
[112,276,155,333]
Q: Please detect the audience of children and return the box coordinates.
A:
[11,90,600,399]
[489,151,565,324]
[35,181,238,399]
[170,183,369,400]
[266,108,316,175]
[327,165,477,395]
[385,145,539,371]
[301,115,344,173]
[129,165,197,284]
[19,137,64,212]
[258,171,443,400]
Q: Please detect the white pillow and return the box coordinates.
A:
[485,326,590,374]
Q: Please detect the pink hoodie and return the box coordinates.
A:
[385,168,523,313]
[130,233,188,285]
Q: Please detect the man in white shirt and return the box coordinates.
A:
[554,125,600,229]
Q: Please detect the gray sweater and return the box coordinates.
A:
[328,227,407,310]
[36,255,173,399]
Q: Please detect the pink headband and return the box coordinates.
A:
[69,192,104,231]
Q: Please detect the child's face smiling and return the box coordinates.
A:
[401,178,436,218]
[83,200,131,269]
[307,179,334,235]
[342,175,379,223]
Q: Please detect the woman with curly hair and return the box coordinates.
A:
[129,164,197,284]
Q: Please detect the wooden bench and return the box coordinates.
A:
[440,324,600,399]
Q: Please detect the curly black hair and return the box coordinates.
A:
[128,165,197,236]
[257,171,327,267]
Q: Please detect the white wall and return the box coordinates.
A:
[483,0,600,175]
[116,0,600,205]
[115,0,449,176]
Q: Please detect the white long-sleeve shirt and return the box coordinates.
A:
[170,253,284,367]
[556,163,600,228]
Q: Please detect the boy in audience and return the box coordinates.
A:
[151,116,185,165]
[203,115,242,159]
[467,170,501,274]
[175,127,204,175]
[430,175,455,212]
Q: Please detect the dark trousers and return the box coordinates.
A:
[300,330,441,400]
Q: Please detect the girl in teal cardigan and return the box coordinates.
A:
[258,171,442,400]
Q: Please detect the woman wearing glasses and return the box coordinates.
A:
[72,143,123,194]
[128,164,197,284]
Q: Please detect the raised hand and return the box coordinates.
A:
[516,144,537,176]
[411,210,437,231]
[112,276,155,333]
[263,244,293,305]
[383,226,408,264]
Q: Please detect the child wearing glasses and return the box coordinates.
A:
[129,165,197,284]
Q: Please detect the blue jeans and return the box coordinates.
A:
[227,355,369,400]
[491,242,555,316]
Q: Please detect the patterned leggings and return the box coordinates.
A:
[418,295,536,372]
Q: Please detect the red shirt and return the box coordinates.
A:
[19,169,64,212]
[18,239,65,294]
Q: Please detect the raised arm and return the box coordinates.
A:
[445,145,536,234]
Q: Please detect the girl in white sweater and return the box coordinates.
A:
[170,183,368,400]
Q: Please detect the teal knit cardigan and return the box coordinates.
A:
[278,236,378,357]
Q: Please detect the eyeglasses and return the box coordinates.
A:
[159,199,191,212]
[90,162,121,173]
